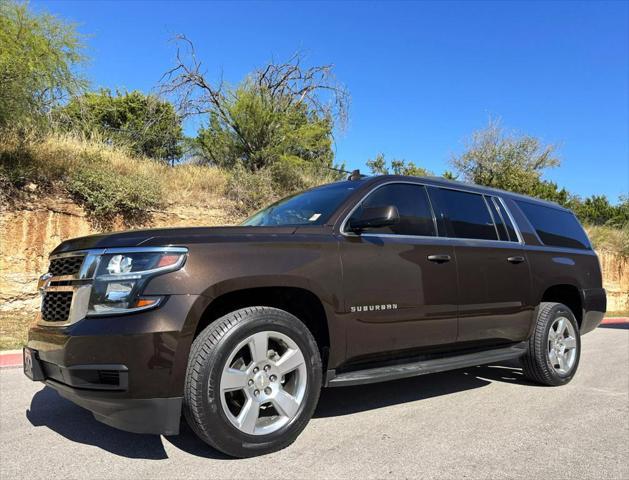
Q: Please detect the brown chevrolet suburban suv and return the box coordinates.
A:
[24,174,606,457]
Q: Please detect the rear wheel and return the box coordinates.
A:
[183,307,322,457]
[521,302,581,386]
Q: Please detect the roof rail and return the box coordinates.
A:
[348,169,366,181]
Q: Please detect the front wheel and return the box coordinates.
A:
[521,302,581,386]
[183,307,322,457]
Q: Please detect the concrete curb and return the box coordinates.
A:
[0,350,23,369]
[601,317,629,325]
[1,318,627,369]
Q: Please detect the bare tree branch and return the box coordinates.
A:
[161,36,349,131]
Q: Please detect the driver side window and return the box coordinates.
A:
[349,183,437,236]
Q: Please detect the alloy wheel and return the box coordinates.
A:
[219,330,308,435]
[547,316,578,375]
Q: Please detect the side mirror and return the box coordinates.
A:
[349,205,400,233]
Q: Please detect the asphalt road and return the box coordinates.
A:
[1,325,627,480]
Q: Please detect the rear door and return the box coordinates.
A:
[428,187,534,344]
[339,182,459,361]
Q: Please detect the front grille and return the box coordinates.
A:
[49,255,84,277]
[41,292,73,322]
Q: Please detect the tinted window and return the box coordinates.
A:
[243,181,361,226]
[516,201,590,249]
[349,183,436,236]
[434,189,498,240]
[489,196,518,242]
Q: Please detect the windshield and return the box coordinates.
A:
[242,181,362,226]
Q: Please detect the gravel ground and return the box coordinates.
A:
[1,325,627,480]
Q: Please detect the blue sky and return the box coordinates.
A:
[35,0,628,201]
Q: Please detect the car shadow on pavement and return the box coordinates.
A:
[26,386,170,460]
[26,386,234,460]
[26,360,533,460]
[165,422,233,460]
[25,386,235,460]
[598,323,629,330]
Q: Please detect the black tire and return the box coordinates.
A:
[183,306,322,458]
[521,302,581,386]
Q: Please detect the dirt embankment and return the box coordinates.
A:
[0,197,237,313]
[597,250,628,312]
[1,198,627,314]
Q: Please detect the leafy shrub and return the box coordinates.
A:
[226,156,344,217]
[68,160,162,225]
[0,129,64,195]
[226,164,276,215]
[270,156,315,193]
[0,158,35,189]
[0,130,164,224]
[54,89,183,162]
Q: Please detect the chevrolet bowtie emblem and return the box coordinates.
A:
[37,273,53,293]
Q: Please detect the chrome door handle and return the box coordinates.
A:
[427,254,451,263]
[507,256,525,264]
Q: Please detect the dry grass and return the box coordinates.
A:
[16,131,228,197]
[0,311,33,350]
[1,130,345,224]
[161,164,229,206]
[586,225,629,258]
[1,130,231,214]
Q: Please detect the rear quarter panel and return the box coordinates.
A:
[524,245,603,297]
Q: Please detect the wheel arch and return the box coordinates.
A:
[540,284,583,328]
[193,285,333,369]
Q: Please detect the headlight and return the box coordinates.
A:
[88,248,187,316]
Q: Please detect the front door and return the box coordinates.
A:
[339,183,459,361]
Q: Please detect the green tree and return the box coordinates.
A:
[612,196,629,228]
[55,89,183,162]
[570,195,629,227]
[0,0,86,127]
[450,119,565,202]
[366,153,430,177]
[194,83,334,171]
[366,153,387,175]
[162,38,349,173]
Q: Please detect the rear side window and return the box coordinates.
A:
[488,196,518,242]
[516,201,590,250]
[432,188,498,240]
[350,183,437,236]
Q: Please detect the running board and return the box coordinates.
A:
[325,342,528,387]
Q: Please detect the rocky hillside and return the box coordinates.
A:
[0,196,238,314]
[597,251,628,313]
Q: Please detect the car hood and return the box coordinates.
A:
[50,226,301,254]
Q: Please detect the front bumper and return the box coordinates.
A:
[51,375,182,435]
[24,294,207,435]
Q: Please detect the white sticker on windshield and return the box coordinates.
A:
[309,213,322,222]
